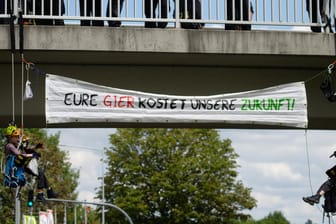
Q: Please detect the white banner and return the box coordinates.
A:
[46,74,308,128]
[39,210,54,224]
[38,212,48,224]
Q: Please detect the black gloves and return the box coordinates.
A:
[32,152,41,159]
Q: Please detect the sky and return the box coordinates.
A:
[46,128,336,224]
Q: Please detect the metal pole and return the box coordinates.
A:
[63,203,67,224]
[15,188,21,224]
[175,0,181,28]
[54,206,57,224]
[74,205,77,224]
[84,204,87,224]
[102,150,105,224]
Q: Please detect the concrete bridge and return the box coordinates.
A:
[0,25,335,129]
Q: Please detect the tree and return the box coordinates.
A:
[0,128,79,223]
[231,211,291,224]
[97,128,257,224]
[305,219,318,224]
[256,211,290,224]
[305,220,313,224]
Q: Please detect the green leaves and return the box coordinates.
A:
[99,128,257,224]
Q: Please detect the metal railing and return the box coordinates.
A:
[0,0,335,30]
[46,198,134,224]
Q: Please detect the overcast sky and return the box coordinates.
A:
[46,128,336,224]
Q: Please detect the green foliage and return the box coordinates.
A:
[256,211,290,224]
[232,211,291,224]
[0,128,79,223]
[97,128,257,224]
[231,220,256,224]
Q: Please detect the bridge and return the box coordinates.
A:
[0,0,335,129]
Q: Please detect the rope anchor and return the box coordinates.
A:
[328,63,335,74]
[25,62,35,71]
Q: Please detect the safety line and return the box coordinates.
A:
[304,130,329,220]
[21,55,24,134]
[19,10,24,131]
[10,6,15,122]
[304,129,313,195]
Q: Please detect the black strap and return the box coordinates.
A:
[32,66,46,76]
[9,11,15,54]
[320,72,336,102]
[19,11,23,54]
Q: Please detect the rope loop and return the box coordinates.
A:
[328,64,335,75]
[22,58,35,71]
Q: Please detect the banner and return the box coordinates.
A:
[39,212,48,224]
[46,74,308,128]
[39,210,54,224]
[23,215,37,224]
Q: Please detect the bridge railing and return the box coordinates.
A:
[0,0,334,30]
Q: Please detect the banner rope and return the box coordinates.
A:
[304,60,336,84]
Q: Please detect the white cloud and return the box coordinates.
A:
[253,191,284,208]
[250,191,324,223]
[251,162,304,182]
[68,150,102,190]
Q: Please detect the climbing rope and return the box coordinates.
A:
[304,129,314,195]
[19,9,24,133]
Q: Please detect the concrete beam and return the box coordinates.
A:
[0,26,335,55]
[0,25,335,129]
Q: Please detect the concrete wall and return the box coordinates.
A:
[0,25,335,129]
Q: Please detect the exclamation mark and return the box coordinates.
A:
[291,99,295,110]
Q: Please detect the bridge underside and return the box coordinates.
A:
[0,26,335,129]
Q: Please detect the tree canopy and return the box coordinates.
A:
[97,128,257,224]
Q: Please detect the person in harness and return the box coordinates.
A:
[4,124,34,188]
[303,151,336,206]
[4,124,58,202]
[20,134,58,202]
